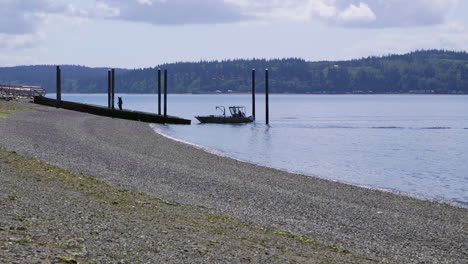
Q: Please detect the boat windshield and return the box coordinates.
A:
[229,106,246,117]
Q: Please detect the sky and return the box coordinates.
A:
[1,0,467,68]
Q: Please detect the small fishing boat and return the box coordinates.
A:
[195,106,254,124]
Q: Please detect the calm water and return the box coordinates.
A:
[53,94,468,206]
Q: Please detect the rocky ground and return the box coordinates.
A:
[0,99,467,263]
[0,146,375,263]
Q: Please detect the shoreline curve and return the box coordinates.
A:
[150,123,468,210]
[1,103,467,264]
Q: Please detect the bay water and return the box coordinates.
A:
[52,94,468,206]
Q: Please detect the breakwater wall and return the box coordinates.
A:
[33,96,191,125]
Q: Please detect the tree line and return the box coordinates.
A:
[0,50,467,94]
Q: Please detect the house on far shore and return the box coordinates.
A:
[408,90,435,94]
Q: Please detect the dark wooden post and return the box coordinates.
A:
[164,69,167,117]
[56,65,61,107]
[111,69,115,110]
[265,69,269,125]
[158,68,162,115]
[252,69,256,119]
[107,70,111,108]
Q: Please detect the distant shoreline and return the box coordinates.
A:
[2,50,467,95]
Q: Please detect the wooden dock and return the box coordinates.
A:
[33,96,191,125]
[1,84,46,98]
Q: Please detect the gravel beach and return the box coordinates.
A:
[1,101,467,263]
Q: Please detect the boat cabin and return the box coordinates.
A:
[229,106,247,117]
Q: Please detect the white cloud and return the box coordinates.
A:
[223,0,334,22]
[93,2,120,18]
[136,0,153,5]
[0,54,38,67]
[358,0,459,28]
[94,0,248,25]
[136,0,166,5]
[0,0,460,37]
[0,0,464,60]
[0,0,89,51]
[225,0,458,28]
[0,32,44,50]
[344,23,468,58]
[0,0,80,34]
[337,3,376,25]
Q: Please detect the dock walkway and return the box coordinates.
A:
[1,84,46,98]
[33,96,191,125]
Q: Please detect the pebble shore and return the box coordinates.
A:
[1,146,373,263]
[1,100,467,263]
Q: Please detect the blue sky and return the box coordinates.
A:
[1,0,467,68]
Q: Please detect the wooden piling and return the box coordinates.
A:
[158,68,162,115]
[56,65,61,107]
[265,69,269,125]
[111,69,115,110]
[164,69,167,117]
[252,69,256,119]
[107,70,111,108]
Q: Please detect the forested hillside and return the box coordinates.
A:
[1,50,467,94]
[0,65,129,93]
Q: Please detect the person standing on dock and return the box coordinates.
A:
[118,97,123,110]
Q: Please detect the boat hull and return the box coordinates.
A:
[195,115,254,124]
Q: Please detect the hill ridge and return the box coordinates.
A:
[1,50,467,94]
